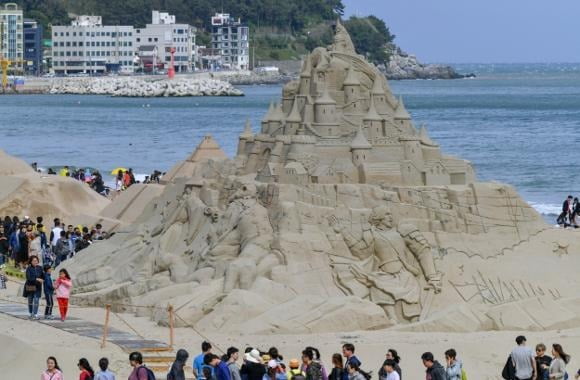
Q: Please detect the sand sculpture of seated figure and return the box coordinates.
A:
[329,205,442,323]
[214,183,278,292]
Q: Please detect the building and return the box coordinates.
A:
[211,13,249,70]
[23,19,43,75]
[135,11,196,73]
[237,21,475,187]
[0,3,24,71]
[52,16,135,74]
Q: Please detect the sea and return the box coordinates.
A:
[1,63,580,220]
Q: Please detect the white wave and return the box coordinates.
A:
[528,202,561,216]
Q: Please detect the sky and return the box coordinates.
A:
[342,0,580,63]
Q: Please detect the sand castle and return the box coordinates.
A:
[59,22,580,335]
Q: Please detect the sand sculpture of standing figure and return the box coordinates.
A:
[329,205,441,323]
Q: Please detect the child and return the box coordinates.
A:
[383,360,400,380]
[43,264,55,319]
[55,268,72,321]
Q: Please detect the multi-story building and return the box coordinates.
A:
[52,16,135,74]
[211,13,249,70]
[23,18,43,75]
[135,11,196,73]
[0,3,24,71]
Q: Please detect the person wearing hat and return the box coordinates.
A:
[264,360,287,380]
[241,349,266,380]
[287,359,305,380]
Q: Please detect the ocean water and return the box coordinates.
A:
[1,63,580,217]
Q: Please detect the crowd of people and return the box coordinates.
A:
[0,215,108,271]
[36,339,580,380]
[34,163,110,197]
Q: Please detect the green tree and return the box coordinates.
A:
[343,15,395,64]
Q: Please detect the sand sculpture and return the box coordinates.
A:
[64,22,580,335]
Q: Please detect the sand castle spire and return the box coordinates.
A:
[286,98,302,123]
[262,101,275,123]
[350,125,372,150]
[364,95,383,122]
[371,76,385,96]
[300,54,312,78]
[315,86,336,105]
[241,119,253,138]
[394,96,411,120]
[343,65,360,86]
[332,19,356,54]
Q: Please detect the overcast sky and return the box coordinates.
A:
[342,0,580,63]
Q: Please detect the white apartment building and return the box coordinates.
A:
[135,11,196,73]
[0,3,24,70]
[52,16,135,74]
[211,13,249,70]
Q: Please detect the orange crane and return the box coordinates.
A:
[0,55,25,90]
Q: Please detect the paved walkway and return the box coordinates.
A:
[0,300,170,352]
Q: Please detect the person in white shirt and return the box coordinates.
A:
[383,360,400,380]
[95,357,116,380]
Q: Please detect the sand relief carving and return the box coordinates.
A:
[328,206,441,323]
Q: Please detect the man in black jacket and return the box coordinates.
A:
[421,352,446,380]
[558,195,574,226]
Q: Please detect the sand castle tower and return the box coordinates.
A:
[236,20,475,186]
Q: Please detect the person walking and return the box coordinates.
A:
[302,350,322,380]
[226,347,242,380]
[421,352,445,380]
[379,350,402,380]
[96,357,116,380]
[382,360,400,380]
[548,344,570,380]
[78,358,95,380]
[444,349,462,380]
[511,336,536,380]
[329,354,343,380]
[193,341,214,380]
[41,356,64,380]
[341,344,361,380]
[205,353,232,380]
[43,264,55,319]
[241,349,265,380]
[346,363,365,380]
[55,268,72,321]
[535,343,552,380]
[24,255,43,319]
[167,349,189,380]
[128,352,153,380]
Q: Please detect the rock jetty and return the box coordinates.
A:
[49,77,244,97]
[383,44,475,80]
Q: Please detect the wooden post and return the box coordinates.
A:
[101,304,111,349]
[168,304,174,349]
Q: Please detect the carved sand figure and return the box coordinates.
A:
[329,206,441,323]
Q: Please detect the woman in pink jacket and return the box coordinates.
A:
[55,268,72,321]
[41,356,64,380]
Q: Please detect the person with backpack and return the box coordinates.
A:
[78,358,95,380]
[303,350,323,380]
[288,359,306,380]
[167,349,189,380]
[241,349,266,380]
[421,352,445,380]
[128,352,155,380]
[511,336,536,380]
[54,230,71,266]
[444,349,463,380]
